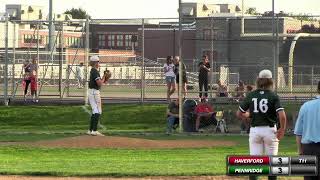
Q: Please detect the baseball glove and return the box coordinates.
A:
[103,70,111,83]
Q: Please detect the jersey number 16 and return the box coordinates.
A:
[252,98,268,113]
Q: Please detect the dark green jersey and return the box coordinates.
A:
[89,68,101,90]
[239,89,284,127]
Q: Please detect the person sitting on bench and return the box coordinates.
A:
[195,98,217,131]
[166,98,179,134]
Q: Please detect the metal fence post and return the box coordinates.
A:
[178,0,184,133]
[66,65,70,97]
[141,18,145,104]
[4,13,9,106]
[36,22,40,100]
[84,18,89,105]
[275,15,279,92]
[11,21,16,97]
[59,22,64,99]
[210,17,214,99]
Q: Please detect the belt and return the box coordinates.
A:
[251,124,276,128]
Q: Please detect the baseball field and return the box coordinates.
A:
[0,103,302,179]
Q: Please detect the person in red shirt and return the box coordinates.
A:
[195,98,217,131]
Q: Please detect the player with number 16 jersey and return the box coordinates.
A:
[236,69,287,180]
[240,88,282,127]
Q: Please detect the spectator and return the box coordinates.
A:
[195,98,217,132]
[216,80,228,97]
[166,98,179,134]
[23,60,31,101]
[76,62,84,88]
[235,80,245,98]
[30,70,38,103]
[294,81,320,180]
[164,56,176,102]
[198,55,211,101]
[246,85,254,92]
[173,56,188,98]
[30,58,38,73]
[30,58,38,102]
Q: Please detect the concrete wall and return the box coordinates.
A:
[139,28,196,60]
[0,22,19,48]
[6,4,44,21]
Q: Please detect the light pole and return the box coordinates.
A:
[241,0,244,34]
[272,0,278,91]
[48,0,54,52]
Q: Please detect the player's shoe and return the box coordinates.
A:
[91,131,105,136]
[86,130,92,135]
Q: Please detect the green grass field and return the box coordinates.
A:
[0,135,298,177]
[0,104,302,177]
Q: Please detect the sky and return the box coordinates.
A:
[0,0,319,19]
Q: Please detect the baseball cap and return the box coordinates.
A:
[258,69,272,79]
[90,56,99,62]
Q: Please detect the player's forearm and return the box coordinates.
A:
[278,111,287,130]
[96,79,104,87]
[296,136,302,155]
[236,110,249,120]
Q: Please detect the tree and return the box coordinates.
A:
[246,8,260,15]
[300,24,320,33]
[261,11,317,22]
[64,8,91,19]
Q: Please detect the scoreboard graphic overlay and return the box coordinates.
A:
[227,156,318,176]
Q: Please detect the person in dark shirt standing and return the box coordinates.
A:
[198,55,211,101]
[23,60,31,102]
[87,56,109,136]
[174,56,188,98]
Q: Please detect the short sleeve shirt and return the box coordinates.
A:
[164,63,175,77]
[239,89,284,127]
[89,68,101,90]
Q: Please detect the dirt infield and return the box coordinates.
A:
[8,135,236,149]
[0,176,246,180]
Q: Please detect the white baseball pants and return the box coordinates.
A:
[88,89,102,114]
[249,126,279,155]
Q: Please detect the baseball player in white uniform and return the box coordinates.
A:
[87,56,109,136]
[236,69,287,180]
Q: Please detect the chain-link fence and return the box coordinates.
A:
[0,8,320,133]
[1,16,320,101]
